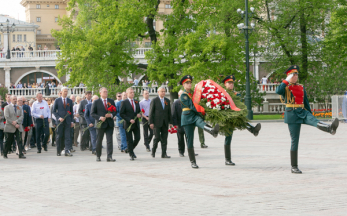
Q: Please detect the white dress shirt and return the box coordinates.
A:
[31,100,51,119]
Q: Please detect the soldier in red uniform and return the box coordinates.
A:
[276,65,339,174]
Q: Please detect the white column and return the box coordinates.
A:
[255,62,260,81]
[66,73,70,82]
[3,33,9,53]
[4,67,11,87]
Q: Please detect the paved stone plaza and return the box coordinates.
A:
[0,122,346,215]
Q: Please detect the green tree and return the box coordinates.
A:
[52,0,159,88]
[314,1,347,101]
[146,0,264,103]
[257,0,336,82]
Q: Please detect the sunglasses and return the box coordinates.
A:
[117,96,121,97]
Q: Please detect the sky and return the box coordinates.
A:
[0,0,26,22]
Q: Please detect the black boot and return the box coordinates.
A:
[187,148,199,169]
[317,118,339,135]
[224,145,235,166]
[203,124,219,138]
[246,122,261,136]
[290,150,302,174]
[201,143,208,148]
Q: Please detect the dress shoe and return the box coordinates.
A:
[129,155,134,161]
[121,150,124,153]
[291,166,302,174]
[44,147,48,151]
[65,151,73,157]
[57,153,61,156]
[19,155,26,159]
[151,153,155,158]
[179,153,184,157]
[3,155,8,159]
[70,149,76,153]
[161,154,171,159]
[124,148,128,153]
[37,149,41,153]
[225,161,235,166]
[52,143,56,147]
[107,158,116,162]
[96,157,101,162]
[195,153,199,156]
[133,153,137,158]
[92,151,96,155]
[146,148,151,152]
[23,149,27,154]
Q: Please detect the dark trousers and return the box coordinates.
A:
[183,118,206,149]
[30,127,36,147]
[70,127,74,148]
[80,124,90,149]
[35,118,49,150]
[152,123,169,156]
[0,130,4,153]
[176,126,185,154]
[126,125,140,156]
[224,131,233,146]
[288,114,319,151]
[142,118,153,148]
[4,129,23,157]
[96,126,113,158]
[23,131,29,149]
[56,123,71,152]
[51,127,56,146]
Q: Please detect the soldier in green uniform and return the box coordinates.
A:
[276,65,339,174]
[179,75,220,169]
[198,128,208,148]
[222,75,261,165]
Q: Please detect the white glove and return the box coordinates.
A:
[285,74,294,82]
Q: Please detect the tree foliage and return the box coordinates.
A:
[52,0,158,88]
[146,0,264,104]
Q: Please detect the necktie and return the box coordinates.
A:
[161,99,165,109]
[63,98,66,108]
[131,100,135,112]
[14,105,16,113]
[104,100,107,110]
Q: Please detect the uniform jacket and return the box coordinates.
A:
[4,104,24,133]
[179,90,201,126]
[149,96,172,128]
[276,80,312,124]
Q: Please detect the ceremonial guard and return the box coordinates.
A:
[179,75,219,169]
[222,75,261,165]
[276,65,339,174]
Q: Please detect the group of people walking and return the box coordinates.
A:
[0,66,340,173]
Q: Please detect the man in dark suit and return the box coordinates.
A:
[91,87,116,162]
[120,87,141,161]
[149,87,173,158]
[78,91,92,151]
[85,95,98,155]
[172,90,186,157]
[21,97,32,153]
[52,87,74,156]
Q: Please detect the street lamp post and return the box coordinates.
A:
[237,2,256,120]
[0,19,16,59]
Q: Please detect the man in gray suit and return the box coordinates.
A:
[3,95,26,159]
